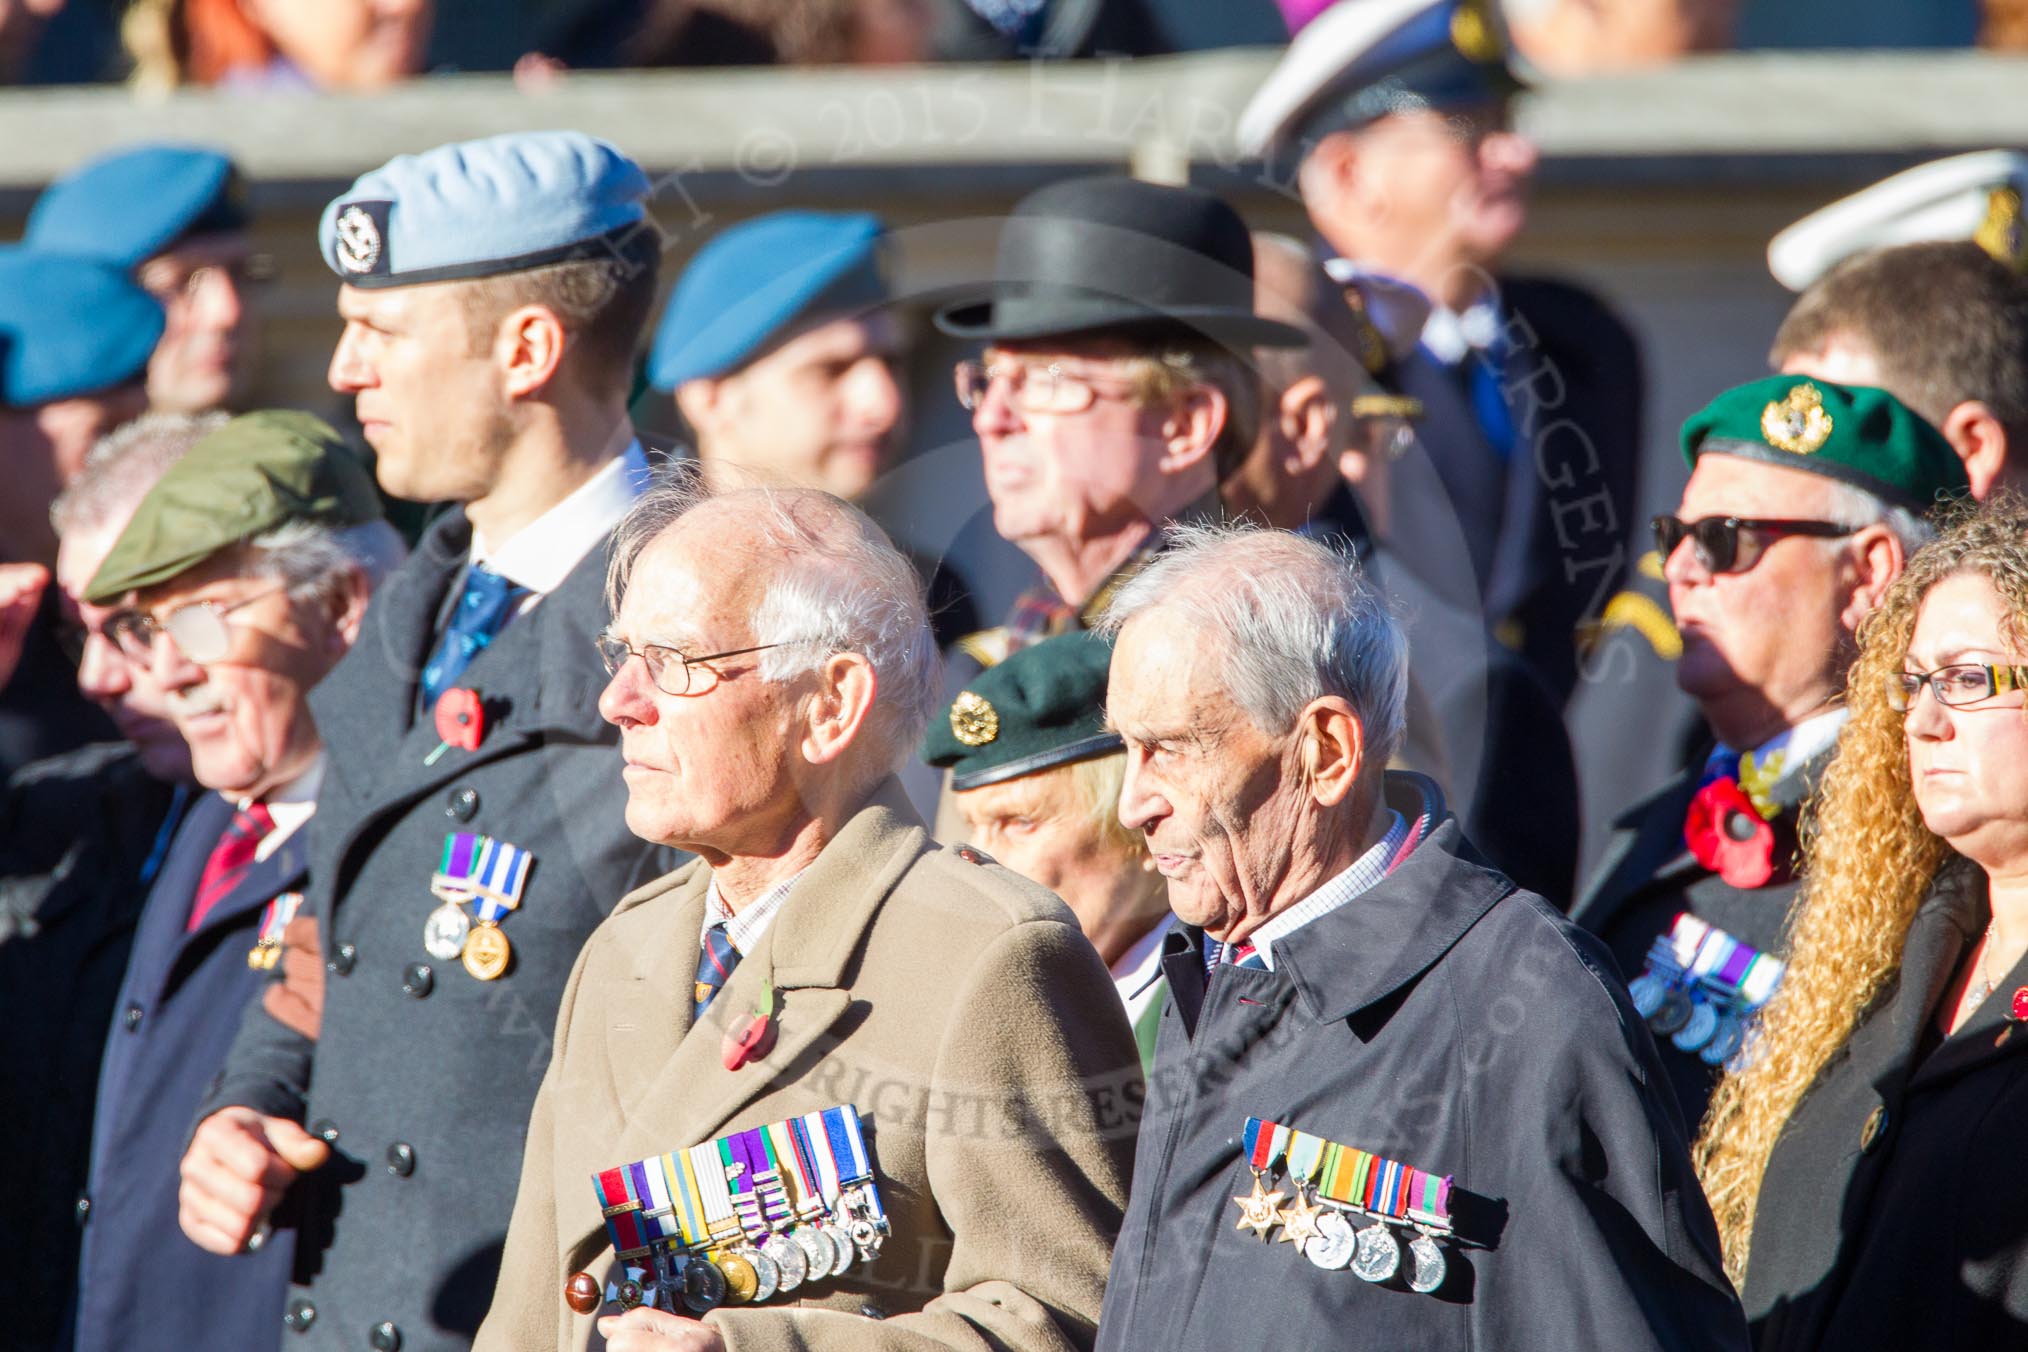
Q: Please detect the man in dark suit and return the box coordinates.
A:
[69,410,401,1352]
[1572,376,1967,1127]
[1093,523,1744,1351]
[176,132,682,1350]
[1239,0,1642,707]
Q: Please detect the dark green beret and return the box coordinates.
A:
[923,630,1123,792]
[1680,375,1970,514]
[85,409,384,603]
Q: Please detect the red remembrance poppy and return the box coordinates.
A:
[434,688,484,751]
[1685,777,1776,889]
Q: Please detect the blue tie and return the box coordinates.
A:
[420,564,528,707]
[693,922,742,1022]
[1465,349,1517,462]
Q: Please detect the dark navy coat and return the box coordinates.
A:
[71,788,299,1352]
[1095,774,1747,1352]
[202,512,679,1351]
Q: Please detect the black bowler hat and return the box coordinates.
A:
[935,176,1308,349]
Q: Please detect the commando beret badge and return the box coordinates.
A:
[1680,375,1970,515]
[924,631,1123,792]
[86,409,384,602]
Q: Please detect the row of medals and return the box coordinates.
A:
[424,897,511,982]
[1236,1172,1449,1293]
[615,1182,890,1314]
[1627,937,1753,1067]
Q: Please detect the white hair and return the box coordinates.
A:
[50,411,229,539]
[1818,479,1937,553]
[607,468,940,778]
[1097,521,1409,763]
[246,517,407,601]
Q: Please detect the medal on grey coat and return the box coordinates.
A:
[823,1222,857,1273]
[1350,1222,1401,1283]
[1304,1210,1356,1270]
[761,1233,806,1292]
[1649,986,1693,1036]
[794,1226,835,1281]
[423,901,470,961]
[745,1248,780,1302]
[681,1256,725,1313]
[1671,1001,1719,1054]
[1700,1010,1745,1067]
[1407,1232,1447,1293]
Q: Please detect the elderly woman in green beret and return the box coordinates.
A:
[925,630,1171,1066]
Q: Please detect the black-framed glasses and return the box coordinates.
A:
[1651,514,1857,575]
[103,585,286,664]
[1889,663,2028,713]
[595,634,784,697]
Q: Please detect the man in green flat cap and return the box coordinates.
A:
[924,631,1172,1068]
[67,410,404,1352]
[1573,375,1968,1130]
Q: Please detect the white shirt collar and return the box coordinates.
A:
[704,866,810,958]
[1112,912,1174,998]
[1247,810,1408,970]
[469,441,651,596]
[245,753,324,862]
[1419,297,1503,366]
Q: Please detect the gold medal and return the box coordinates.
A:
[1232,1175,1285,1241]
[716,1251,759,1304]
[463,922,511,981]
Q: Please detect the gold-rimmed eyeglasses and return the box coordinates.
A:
[103,584,287,664]
[952,358,1143,415]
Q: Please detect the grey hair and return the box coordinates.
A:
[1097,521,1409,763]
[607,467,941,778]
[245,517,407,601]
[1817,479,1937,554]
[49,411,229,539]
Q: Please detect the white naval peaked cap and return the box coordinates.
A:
[1767,148,2028,292]
[1237,0,1517,160]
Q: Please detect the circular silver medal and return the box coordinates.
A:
[823,1223,856,1273]
[1701,1012,1745,1067]
[423,901,470,961]
[1627,972,1666,1020]
[1304,1210,1356,1270]
[1407,1232,1448,1293]
[746,1248,780,1302]
[1350,1222,1402,1283]
[1649,986,1693,1036]
[682,1257,726,1313]
[1672,1001,1719,1054]
[794,1226,835,1281]
[762,1234,806,1292]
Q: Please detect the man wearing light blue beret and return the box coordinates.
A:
[178,130,683,1352]
[0,247,162,779]
[647,210,904,503]
[27,143,264,415]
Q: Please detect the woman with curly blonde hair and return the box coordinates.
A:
[1697,493,2028,1349]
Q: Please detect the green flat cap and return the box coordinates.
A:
[86,409,384,602]
[924,630,1123,792]
[1680,375,1970,514]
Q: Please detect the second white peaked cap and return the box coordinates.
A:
[1238,0,1512,159]
[1767,148,2028,292]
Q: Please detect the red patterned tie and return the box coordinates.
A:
[188,802,276,932]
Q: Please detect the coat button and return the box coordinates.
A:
[329,944,357,977]
[310,1118,340,1145]
[402,963,434,998]
[860,1303,886,1320]
[369,1320,402,1351]
[283,1297,316,1332]
[445,786,480,821]
[123,1003,143,1032]
[386,1142,416,1177]
[74,1193,90,1226]
[1860,1103,1889,1153]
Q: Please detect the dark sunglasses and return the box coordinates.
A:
[1650,514,1857,575]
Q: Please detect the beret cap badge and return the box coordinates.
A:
[1450,0,1502,64]
[950,692,1000,747]
[334,203,384,275]
[1760,382,1834,455]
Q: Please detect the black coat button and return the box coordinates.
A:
[74,1193,91,1226]
[445,786,480,821]
[283,1297,316,1332]
[329,944,357,976]
[402,963,434,998]
[386,1142,416,1177]
[310,1119,340,1145]
[1860,1103,1889,1153]
[369,1319,402,1351]
[123,1003,143,1032]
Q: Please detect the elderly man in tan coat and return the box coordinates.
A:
[475,480,1141,1352]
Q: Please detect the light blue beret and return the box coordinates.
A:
[646,211,887,390]
[26,144,246,268]
[319,131,652,288]
[0,247,164,409]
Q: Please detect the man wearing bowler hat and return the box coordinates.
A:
[935,175,1307,673]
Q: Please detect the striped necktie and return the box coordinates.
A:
[693,921,741,1022]
[420,564,530,708]
[1203,937,1267,975]
[188,802,276,932]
